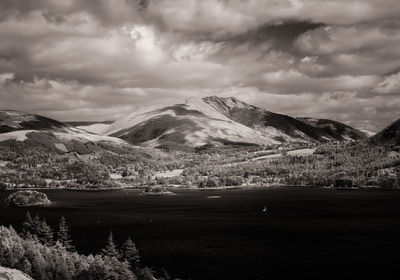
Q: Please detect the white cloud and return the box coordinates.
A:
[0,0,399,132]
[122,24,167,66]
[295,20,400,76]
[0,72,14,84]
[373,72,400,95]
[262,69,379,93]
[296,23,400,55]
[172,41,223,61]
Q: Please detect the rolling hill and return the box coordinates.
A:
[0,110,135,154]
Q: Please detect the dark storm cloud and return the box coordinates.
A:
[0,0,399,131]
[224,21,323,52]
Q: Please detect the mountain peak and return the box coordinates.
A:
[202,96,249,118]
[203,96,247,108]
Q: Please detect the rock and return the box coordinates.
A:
[5,190,51,207]
[0,266,33,280]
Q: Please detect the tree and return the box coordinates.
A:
[30,214,41,236]
[37,218,54,246]
[57,216,75,252]
[101,232,120,259]
[22,211,32,237]
[139,266,156,280]
[122,237,140,268]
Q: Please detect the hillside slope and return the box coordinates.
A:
[298,117,367,141]
[204,96,367,142]
[371,118,400,145]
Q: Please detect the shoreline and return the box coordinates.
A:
[2,184,399,192]
[1,184,283,192]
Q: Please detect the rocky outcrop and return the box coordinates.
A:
[0,266,33,280]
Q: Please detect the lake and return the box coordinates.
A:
[1,187,400,280]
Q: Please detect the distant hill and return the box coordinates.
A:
[0,110,66,133]
[0,110,137,154]
[88,96,367,149]
[371,118,400,145]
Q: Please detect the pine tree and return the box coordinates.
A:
[37,218,54,246]
[122,236,141,268]
[57,216,75,252]
[139,266,156,280]
[31,214,41,236]
[18,258,32,276]
[101,232,120,259]
[21,211,32,237]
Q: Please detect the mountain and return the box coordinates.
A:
[371,118,400,145]
[99,97,276,150]
[89,96,367,149]
[0,110,133,154]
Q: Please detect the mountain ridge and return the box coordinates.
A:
[1,97,370,151]
[81,96,367,149]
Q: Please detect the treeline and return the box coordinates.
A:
[1,139,398,189]
[179,142,400,188]
[0,141,168,189]
[0,213,173,280]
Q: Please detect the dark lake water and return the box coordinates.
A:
[1,187,400,280]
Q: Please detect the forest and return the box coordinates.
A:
[0,140,399,190]
[0,212,172,280]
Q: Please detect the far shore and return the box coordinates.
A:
[1,184,282,192]
[1,184,397,192]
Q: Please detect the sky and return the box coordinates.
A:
[0,0,399,132]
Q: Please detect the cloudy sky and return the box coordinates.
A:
[0,0,399,131]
